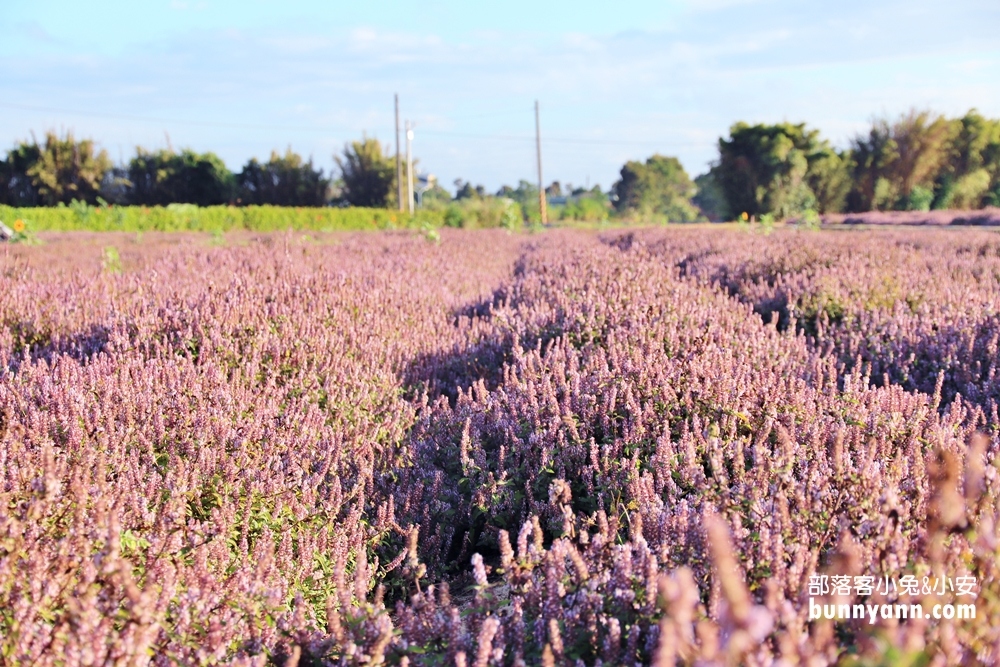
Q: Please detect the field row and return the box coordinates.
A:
[1,228,999,665]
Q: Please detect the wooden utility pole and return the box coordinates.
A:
[406,121,414,214]
[395,94,403,212]
[535,100,547,224]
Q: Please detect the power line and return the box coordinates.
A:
[436,107,535,121]
[419,129,712,147]
[0,102,362,134]
[0,101,715,149]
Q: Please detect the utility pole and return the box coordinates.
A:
[395,94,403,212]
[535,100,547,225]
[406,121,415,214]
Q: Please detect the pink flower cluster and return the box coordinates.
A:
[1,228,998,665]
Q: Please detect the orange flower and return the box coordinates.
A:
[12,219,25,233]
[741,212,749,221]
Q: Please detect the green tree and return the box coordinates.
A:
[891,110,953,209]
[713,122,845,220]
[933,110,1000,209]
[847,110,953,211]
[692,171,727,221]
[127,148,234,206]
[496,180,539,206]
[454,180,486,200]
[496,180,543,221]
[1,131,112,206]
[560,187,610,222]
[0,141,43,206]
[238,149,329,206]
[806,150,851,214]
[612,154,701,222]
[846,118,896,211]
[334,137,395,208]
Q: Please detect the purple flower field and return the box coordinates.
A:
[2,228,999,666]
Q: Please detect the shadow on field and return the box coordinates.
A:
[402,337,512,407]
[401,289,515,406]
[402,278,575,407]
[3,321,111,372]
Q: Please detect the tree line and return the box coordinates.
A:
[690,108,1000,221]
[611,109,1000,222]
[0,135,333,208]
[2,108,998,220]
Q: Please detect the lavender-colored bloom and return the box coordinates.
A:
[2,228,999,665]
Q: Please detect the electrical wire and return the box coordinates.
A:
[0,102,715,149]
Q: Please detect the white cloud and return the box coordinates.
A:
[1,0,998,191]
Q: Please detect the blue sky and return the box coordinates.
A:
[2,0,998,193]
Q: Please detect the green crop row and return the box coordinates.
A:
[0,203,446,233]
